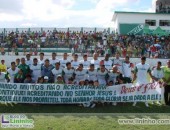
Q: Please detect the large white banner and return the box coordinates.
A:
[0,82,162,104]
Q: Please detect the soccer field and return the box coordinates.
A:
[0,103,170,130]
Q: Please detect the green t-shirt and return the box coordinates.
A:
[162,66,170,85]
[18,64,30,77]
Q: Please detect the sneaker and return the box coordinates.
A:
[112,102,117,106]
[132,102,137,107]
[90,103,96,108]
[145,102,149,107]
[83,103,90,107]
[156,101,161,105]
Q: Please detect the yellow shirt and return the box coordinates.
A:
[162,66,170,85]
[0,64,7,72]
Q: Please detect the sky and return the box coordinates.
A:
[0,0,156,28]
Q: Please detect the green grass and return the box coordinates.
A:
[1,114,170,130]
[0,102,170,113]
[0,103,170,130]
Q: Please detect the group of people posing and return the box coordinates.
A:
[0,52,170,107]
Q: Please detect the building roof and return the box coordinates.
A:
[112,11,170,21]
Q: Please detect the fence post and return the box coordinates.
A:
[108,28,110,34]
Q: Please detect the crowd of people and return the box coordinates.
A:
[0,29,170,58]
[0,52,170,108]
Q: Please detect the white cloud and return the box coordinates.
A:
[0,0,153,28]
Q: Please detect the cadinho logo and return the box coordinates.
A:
[1,114,34,128]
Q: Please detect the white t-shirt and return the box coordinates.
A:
[80,60,90,69]
[38,59,45,65]
[7,68,19,83]
[104,60,113,70]
[108,71,119,84]
[74,69,87,83]
[113,58,123,73]
[87,69,97,81]
[25,59,33,67]
[63,68,74,83]
[151,68,164,80]
[96,68,108,85]
[0,72,7,82]
[135,63,151,85]
[122,62,132,78]
[91,59,100,69]
[30,64,42,81]
[59,59,70,68]
[52,68,63,82]
[71,61,79,69]
[49,58,60,66]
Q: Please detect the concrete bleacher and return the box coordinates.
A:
[4,48,71,53]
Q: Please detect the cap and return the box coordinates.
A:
[44,76,49,80]
[57,75,62,78]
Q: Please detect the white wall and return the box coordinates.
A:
[113,13,170,33]
[0,54,168,68]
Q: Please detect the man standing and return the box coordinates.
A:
[41,59,54,83]
[96,65,109,86]
[132,56,153,107]
[71,54,79,69]
[38,52,45,65]
[52,62,63,82]
[74,64,87,84]
[151,61,164,105]
[7,62,19,83]
[91,53,100,69]
[122,56,133,83]
[0,60,7,72]
[80,54,90,69]
[18,58,30,79]
[62,62,75,84]
[162,60,170,106]
[25,54,33,67]
[50,52,59,67]
[59,53,70,68]
[103,54,113,70]
[30,58,42,82]
[112,52,123,73]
